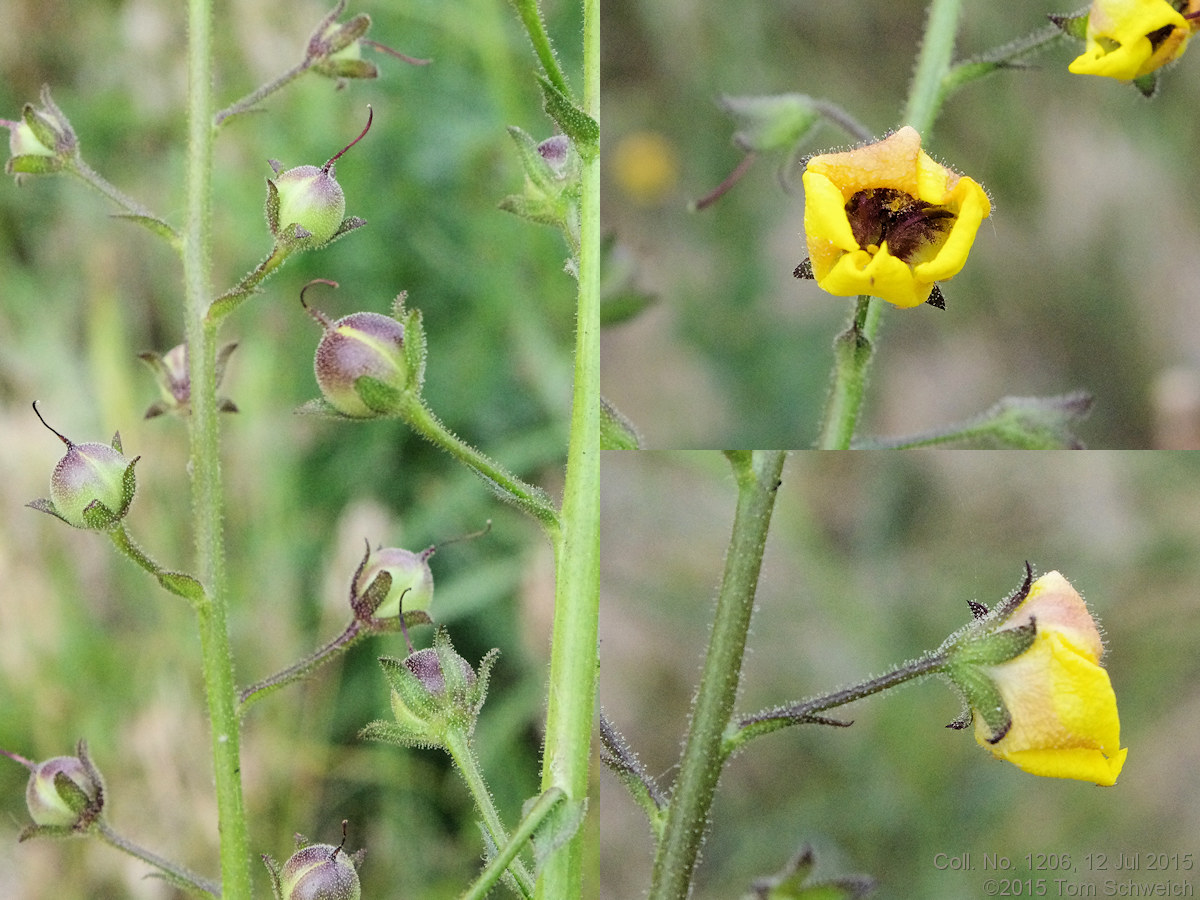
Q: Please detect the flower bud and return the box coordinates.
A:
[499,127,582,239]
[365,628,497,749]
[2,740,105,833]
[301,281,407,418]
[353,544,434,620]
[940,565,1127,785]
[2,86,77,180]
[26,755,101,827]
[266,107,372,250]
[139,341,239,419]
[305,0,431,83]
[265,824,364,900]
[29,403,138,529]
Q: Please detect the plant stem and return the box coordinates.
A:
[214,61,310,127]
[443,728,535,898]
[509,0,571,97]
[67,158,177,234]
[816,295,877,449]
[648,451,787,900]
[816,0,963,448]
[96,821,221,897]
[460,788,565,900]
[397,394,560,534]
[903,0,965,135]
[108,524,207,606]
[722,652,949,756]
[534,0,600,894]
[236,620,367,716]
[185,0,250,895]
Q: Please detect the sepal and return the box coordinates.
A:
[1048,10,1089,41]
[535,76,598,149]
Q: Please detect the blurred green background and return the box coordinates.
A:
[599,451,1200,898]
[0,0,579,896]
[601,0,1200,448]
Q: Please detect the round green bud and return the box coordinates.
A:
[26,755,99,827]
[355,546,433,619]
[280,842,361,900]
[34,404,133,529]
[314,311,406,417]
[50,441,129,528]
[268,106,372,250]
[273,163,346,247]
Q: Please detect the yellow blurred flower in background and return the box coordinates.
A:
[611,131,679,207]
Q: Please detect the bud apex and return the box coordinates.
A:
[29,403,138,529]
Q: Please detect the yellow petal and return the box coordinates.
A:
[1005,571,1105,663]
[818,244,933,308]
[996,746,1128,786]
[979,629,1127,785]
[802,170,859,252]
[806,126,925,199]
[912,177,990,283]
[1069,0,1190,79]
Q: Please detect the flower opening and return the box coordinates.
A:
[800,126,990,309]
[1068,0,1200,80]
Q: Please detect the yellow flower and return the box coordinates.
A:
[1068,0,1200,80]
[800,126,990,309]
[975,571,1128,786]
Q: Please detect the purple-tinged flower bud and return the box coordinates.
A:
[2,740,105,833]
[267,108,372,250]
[28,403,138,529]
[264,823,364,900]
[305,0,431,83]
[499,127,582,241]
[301,280,407,418]
[363,628,497,749]
[139,341,239,419]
